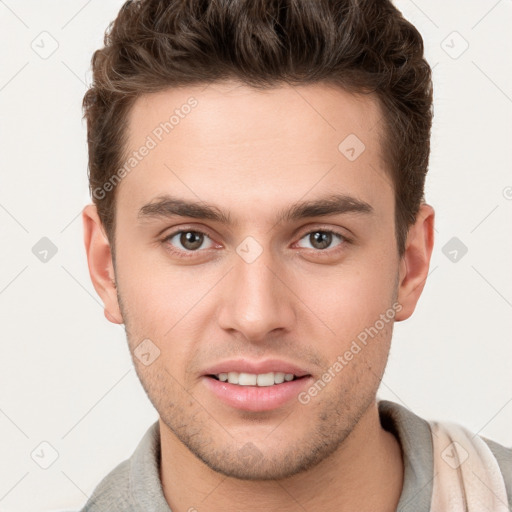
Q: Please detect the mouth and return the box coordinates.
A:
[207,371,309,387]
[200,359,313,411]
[202,368,313,412]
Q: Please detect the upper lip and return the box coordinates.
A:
[202,359,311,378]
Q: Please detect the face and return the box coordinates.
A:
[85,81,431,480]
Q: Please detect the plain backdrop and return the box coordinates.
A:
[0,1,511,510]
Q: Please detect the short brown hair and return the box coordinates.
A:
[83,0,433,256]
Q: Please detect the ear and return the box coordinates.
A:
[82,204,123,324]
[395,203,435,321]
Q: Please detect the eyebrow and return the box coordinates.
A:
[138,193,374,226]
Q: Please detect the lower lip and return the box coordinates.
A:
[202,375,312,412]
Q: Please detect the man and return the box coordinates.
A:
[80,0,512,510]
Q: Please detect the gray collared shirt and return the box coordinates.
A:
[79,400,512,511]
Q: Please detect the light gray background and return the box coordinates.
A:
[1,1,511,510]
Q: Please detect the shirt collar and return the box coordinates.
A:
[128,400,434,511]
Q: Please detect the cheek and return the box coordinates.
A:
[297,256,397,335]
[115,245,222,360]
[116,239,191,308]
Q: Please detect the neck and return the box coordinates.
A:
[159,401,403,512]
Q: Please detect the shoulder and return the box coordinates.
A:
[429,416,512,510]
[79,459,133,511]
[483,435,512,470]
[378,400,512,510]
[481,435,512,506]
[79,420,165,512]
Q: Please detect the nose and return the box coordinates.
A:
[216,244,297,343]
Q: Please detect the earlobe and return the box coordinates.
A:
[82,204,124,324]
[395,203,435,322]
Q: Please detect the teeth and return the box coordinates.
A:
[274,372,285,384]
[227,371,239,384]
[215,372,297,386]
[256,372,274,386]
[239,372,257,385]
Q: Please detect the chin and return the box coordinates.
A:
[187,431,348,482]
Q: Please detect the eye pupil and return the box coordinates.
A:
[181,231,203,250]
[310,231,332,250]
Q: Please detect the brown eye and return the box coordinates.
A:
[165,230,212,252]
[310,231,332,250]
[297,230,345,251]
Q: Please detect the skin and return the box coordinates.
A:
[83,80,434,512]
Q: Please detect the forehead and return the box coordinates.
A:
[118,81,391,223]
[126,81,383,153]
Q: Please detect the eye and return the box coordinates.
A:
[161,227,349,259]
[163,230,215,253]
[296,229,346,251]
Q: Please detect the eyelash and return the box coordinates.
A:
[161,227,351,259]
